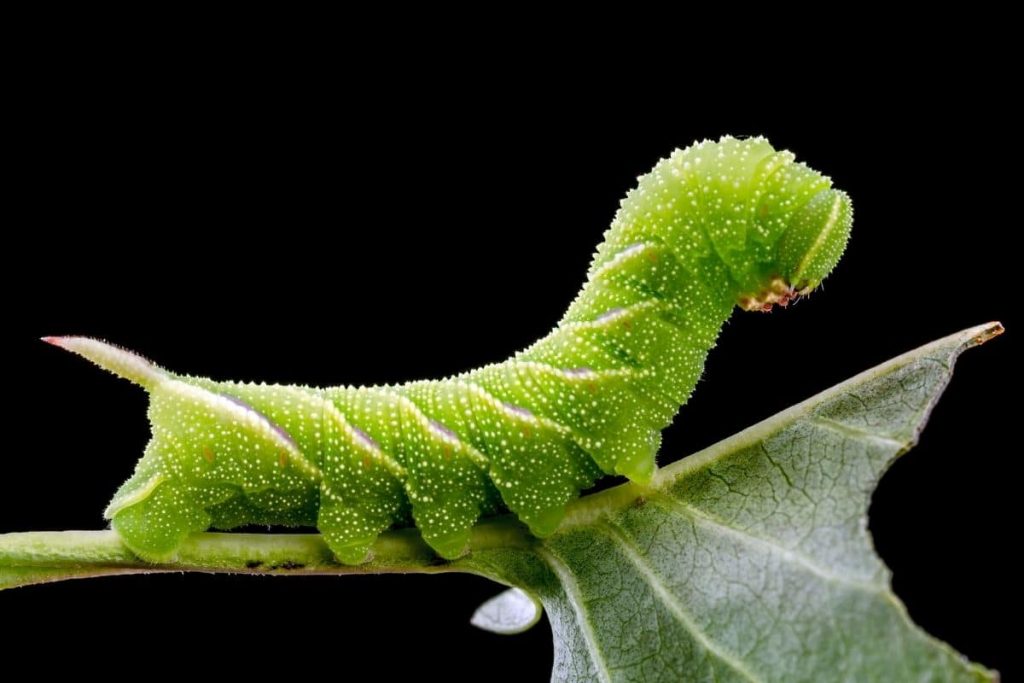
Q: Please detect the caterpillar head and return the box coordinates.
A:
[740,188,853,312]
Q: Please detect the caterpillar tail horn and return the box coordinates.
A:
[41,336,169,390]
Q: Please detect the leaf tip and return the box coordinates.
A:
[969,321,1004,346]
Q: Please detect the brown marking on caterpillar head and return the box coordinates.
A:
[622,318,633,331]
[587,381,597,395]
[645,250,658,263]
[202,446,215,463]
[278,449,289,468]
[443,444,452,461]
[361,453,372,470]
[739,277,800,313]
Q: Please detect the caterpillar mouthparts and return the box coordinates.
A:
[739,278,799,312]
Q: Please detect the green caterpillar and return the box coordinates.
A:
[45,136,852,565]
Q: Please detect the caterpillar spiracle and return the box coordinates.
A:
[45,136,852,565]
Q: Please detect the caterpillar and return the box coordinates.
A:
[45,136,852,565]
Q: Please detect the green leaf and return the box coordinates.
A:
[0,323,1002,681]
[459,322,1000,682]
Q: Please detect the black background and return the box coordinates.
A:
[3,27,1016,681]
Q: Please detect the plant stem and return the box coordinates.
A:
[0,517,535,590]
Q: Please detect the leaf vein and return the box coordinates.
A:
[652,494,883,593]
[595,520,766,683]
[536,547,613,683]
[809,416,907,449]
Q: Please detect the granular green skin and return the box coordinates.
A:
[48,136,852,565]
